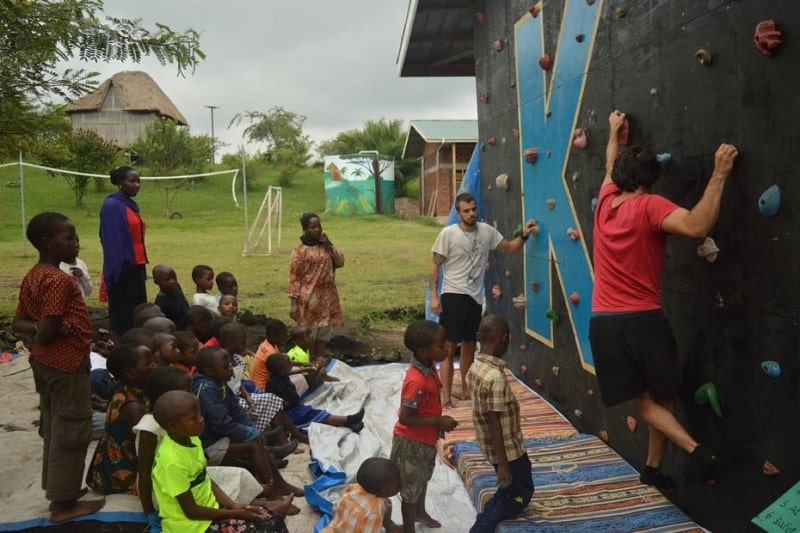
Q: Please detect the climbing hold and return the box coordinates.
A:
[569,291,580,305]
[626,416,638,433]
[567,228,580,241]
[615,7,627,18]
[655,152,672,170]
[485,262,491,271]
[546,150,551,158]
[487,185,493,191]
[587,388,594,397]
[618,118,630,146]
[545,308,559,325]
[763,460,780,476]
[574,409,584,419]
[695,48,712,66]
[598,430,609,442]
[529,5,538,18]
[476,58,482,66]
[545,110,551,117]
[530,282,540,293]
[591,197,598,212]
[586,0,596,5]
[534,378,544,387]
[571,171,580,183]
[758,185,781,217]
[493,39,504,52]
[509,79,515,88]
[551,365,560,376]
[696,237,720,263]
[546,198,556,209]
[761,360,781,378]
[512,127,519,139]
[476,12,486,23]
[479,92,489,104]
[694,382,722,419]
[538,54,552,71]
[572,128,588,149]
[487,137,496,146]
[495,173,509,190]
[520,344,528,351]
[754,20,782,57]
[650,87,658,96]
[523,147,539,164]
[504,269,511,278]
[492,284,502,299]
[575,34,585,43]
[521,364,529,374]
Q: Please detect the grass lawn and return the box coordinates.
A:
[0,164,441,329]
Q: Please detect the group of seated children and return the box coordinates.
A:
[153,264,239,331]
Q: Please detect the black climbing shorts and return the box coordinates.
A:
[589,309,681,407]
[439,293,482,343]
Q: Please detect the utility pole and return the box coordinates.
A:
[205,105,220,164]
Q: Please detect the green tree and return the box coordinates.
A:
[231,106,311,187]
[35,128,124,205]
[132,118,212,216]
[317,118,418,196]
[0,0,204,157]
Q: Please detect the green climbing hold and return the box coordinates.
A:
[545,308,559,325]
[513,223,523,238]
[694,382,722,418]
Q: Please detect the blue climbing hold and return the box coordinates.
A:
[655,153,672,170]
[761,360,781,378]
[591,197,598,212]
[758,185,781,217]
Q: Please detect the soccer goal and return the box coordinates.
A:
[242,185,282,256]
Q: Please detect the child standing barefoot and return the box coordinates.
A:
[152,390,288,533]
[12,212,105,521]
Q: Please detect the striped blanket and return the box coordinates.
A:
[453,435,703,532]
[440,369,577,466]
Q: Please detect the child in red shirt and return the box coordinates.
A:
[391,320,458,532]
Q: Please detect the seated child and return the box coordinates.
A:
[186,305,213,343]
[155,332,179,366]
[203,315,234,347]
[251,318,286,390]
[192,346,303,498]
[152,264,189,330]
[391,320,458,532]
[265,353,364,434]
[218,294,238,319]
[133,302,166,328]
[135,367,297,527]
[59,236,92,300]
[151,390,289,533]
[173,330,200,374]
[143,316,177,335]
[191,264,220,315]
[321,457,402,533]
[86,343,154,494]
[90,329,115,440]
[288,325,337,389]
[120,327,162,366]
[215,271,238,302]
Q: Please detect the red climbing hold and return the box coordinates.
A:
[569,291,580,305]
[529,6,538,18]
[572,128,588,149]
[763,460,780,476]
[530,282,540,293]
[534,378,543,387]
[476,12,486,23]
[538,54,552,71]
[626,416,638,433]
[479,92,489,104]
[523,147,538,164]
[754,20,782,57]
[566,228,580,241]
[618,118,630,146]
[492,284,502,299]
[487,137,496,146]
[521,364,529,374]
[512,127,519,139]
[586,0,596,5]
[493,39,504,52]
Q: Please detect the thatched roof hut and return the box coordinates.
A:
[65,71,188,147]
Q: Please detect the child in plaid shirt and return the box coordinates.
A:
[466,315,535,533]
[322,458,401,533]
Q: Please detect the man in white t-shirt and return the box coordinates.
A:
[430,192,538,405]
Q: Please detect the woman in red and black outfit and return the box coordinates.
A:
[100,166,148,341]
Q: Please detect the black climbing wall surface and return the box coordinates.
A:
[474,1,800,530]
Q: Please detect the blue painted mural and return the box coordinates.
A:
[515,1,604,371]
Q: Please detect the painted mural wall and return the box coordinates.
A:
[323,155,395,216]
[474,1,799,530]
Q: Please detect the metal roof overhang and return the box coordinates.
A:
[397,0,476,77]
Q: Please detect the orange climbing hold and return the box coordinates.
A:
[754,20,782,57]
[538,54,552,71]
[572,128,588,149]
[763,460,780,476]
[493,39,504,52]
[524,147,539,164]
[476,12,486,23]
[529,5,538,17]
[569,291,580,305]
[487,137,496,146]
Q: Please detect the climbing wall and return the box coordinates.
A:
[474,1,799,530]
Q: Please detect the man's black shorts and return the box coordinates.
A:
[439,293,482,343]
[589,309,681,407]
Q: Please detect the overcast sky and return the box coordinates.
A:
[65,0,477,158]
